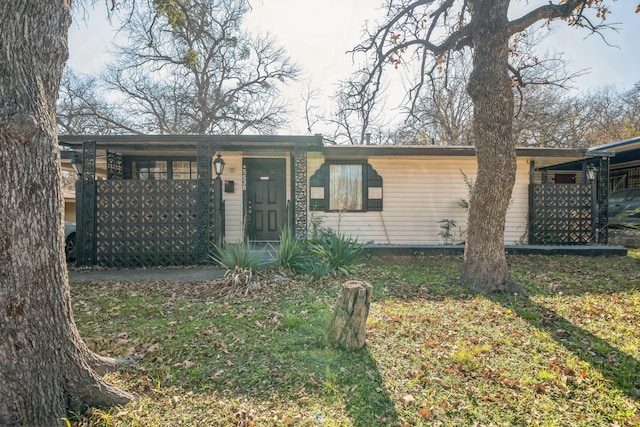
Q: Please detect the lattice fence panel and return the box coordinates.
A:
[529,184,593,245]
[95,179,202,267]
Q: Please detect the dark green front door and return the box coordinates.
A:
[245,158,286,241]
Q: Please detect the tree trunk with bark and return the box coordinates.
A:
[0,2,133,426]
[326,280,372,351]
[462,0,520,294]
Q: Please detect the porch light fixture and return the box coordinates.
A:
[586,164,597,183]
[213,153,225,176]
[70,153,83,176]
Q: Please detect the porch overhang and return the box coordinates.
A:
[321,145,588,170]
[59,134,324,157]
[59,134,324,177]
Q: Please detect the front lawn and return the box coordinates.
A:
[70,254,639,426]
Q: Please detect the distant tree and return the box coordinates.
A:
[1,1,133,425]
[578,84,640,146]
[329,70,391,145]
[61,0,299,135]
[395,28,581,146]
[397,53,473,145]
[58,68,142,134]
[511,85,585,147]
[620,82,640,138]
[353,0,638,293]
[299,81,325,135]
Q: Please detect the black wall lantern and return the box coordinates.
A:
[586,163,598,183]
[71,152,83,176]
[213,153,225,176]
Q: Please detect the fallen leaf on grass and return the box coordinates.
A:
[173,360,195,368]
[401,394,415,405]
[419,407,432,418]
[146,343,161,353]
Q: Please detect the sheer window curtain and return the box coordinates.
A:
[329,164,362,210]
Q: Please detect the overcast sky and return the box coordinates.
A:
[67,0,640,134]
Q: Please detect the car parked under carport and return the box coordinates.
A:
[608,189,640,227]
[65,221,76,262]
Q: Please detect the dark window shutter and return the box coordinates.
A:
[366,164,383,211]
[309,163,328,211]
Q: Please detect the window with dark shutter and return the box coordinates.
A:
[309,161,382,212]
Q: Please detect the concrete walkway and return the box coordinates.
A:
[68,266,226,283]
[68,243,278,283]
[68,244,627,283]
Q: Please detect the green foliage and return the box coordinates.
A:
[183,49,200,70]
[152,0,186,30]
[309,231,363,275]
[280,314,303,329]
[271,227,312,274]
[211,241,263,271]
[70,254,640,426]
[272,227,362,277]
[308,213,326,241]
[450,344,489,371]
[458,169,474,209]
[300,257,333,280]
[609,207,640,231]
[438,218,458,245]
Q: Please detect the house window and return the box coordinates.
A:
[310,162,382,212]
[172,161,198,180]
[329,164,363,210]
[132,160,167,180]
[127,159,198,180]
[553,173,576,184]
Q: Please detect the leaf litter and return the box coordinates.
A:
[69,254,640,426]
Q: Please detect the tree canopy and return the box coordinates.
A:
[351,0,638,292]
[59,0,299,135]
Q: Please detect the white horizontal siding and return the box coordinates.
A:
[506,159,530,244]
[219,151,244,242]
[308,155,530,245]
[223,152,531,245]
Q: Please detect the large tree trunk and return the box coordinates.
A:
[462,0,520,294]
[0,2,132,426]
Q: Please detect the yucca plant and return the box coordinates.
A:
[211,242,265,288]
[271,227,313,273]
[309,231,363,275]
[211,242,264,271]
[609,207,640,231]
[298,259,334,279]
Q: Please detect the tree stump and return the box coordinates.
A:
[326,280,373,351]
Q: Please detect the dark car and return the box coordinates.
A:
[65,221,76,262]
[608,189,640,227]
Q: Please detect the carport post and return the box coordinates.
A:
[213,153,225,248]
[596,156,610,244]
[76,141,97,267]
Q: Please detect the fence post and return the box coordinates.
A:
[77,141,96,267]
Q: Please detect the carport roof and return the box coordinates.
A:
[59,134,589,170]
[587,136,640,165]
[59,134,325,157]
[543,136,640,171]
